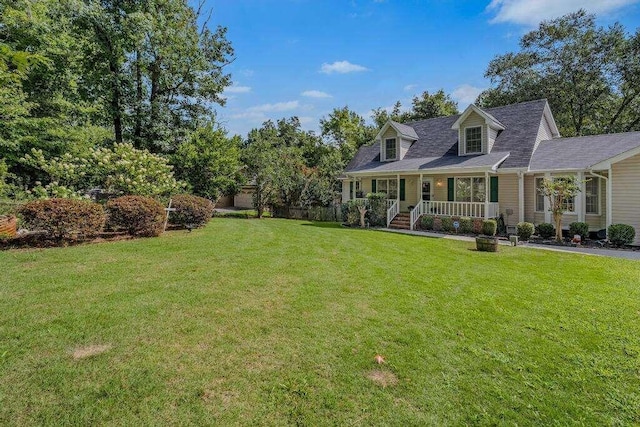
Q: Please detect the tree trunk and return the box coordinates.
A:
[554,212,563,241]
[358,206,367,228]
[109,59,123,143]
[133,49,143,143]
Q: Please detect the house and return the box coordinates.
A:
[341,99,640,245]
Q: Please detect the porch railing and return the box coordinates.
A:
[386,200,399,227]
[411,201,500,229]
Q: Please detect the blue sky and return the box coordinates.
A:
[205,0,640,136]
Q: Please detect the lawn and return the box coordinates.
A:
[1,219,639,425]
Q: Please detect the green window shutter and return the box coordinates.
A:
[490,176,499,203]
[447,178,454,201]
[371,179,376,193]
[400,179,406,201]
[349,182,353,198]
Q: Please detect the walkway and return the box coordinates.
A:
[381,228,640,261]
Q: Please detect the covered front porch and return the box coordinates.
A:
[345,172,500,230]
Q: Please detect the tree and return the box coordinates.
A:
[172,123,243,200]
[371,90,459,127]
[478,10,640,136]
[242,123,279,218]
[538,176,581,241]
[320,107,376,164]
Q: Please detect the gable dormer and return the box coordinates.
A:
[375,120,418,162]
[451,104,505,156]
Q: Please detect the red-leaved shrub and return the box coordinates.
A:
[169,194,214,228]
[18,198,105,240]
[106,196,165,237]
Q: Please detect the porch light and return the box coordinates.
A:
[436,179,443,187]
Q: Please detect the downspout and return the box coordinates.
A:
[588,169,610,236]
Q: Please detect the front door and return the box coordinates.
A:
[422,178,433,201]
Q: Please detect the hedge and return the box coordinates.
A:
[106,195,165,237]
[169,194,215,228]
[18,198,105,240]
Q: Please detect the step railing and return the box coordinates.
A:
[386,200,399,227]
[409,203,423,230]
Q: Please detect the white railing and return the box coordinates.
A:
[410,203,423,230]
[386,200,399,227]
[386,199,395,209]
[420,201,499,219]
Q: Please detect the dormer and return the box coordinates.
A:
[451,104,505,156]
[375,120,418,162]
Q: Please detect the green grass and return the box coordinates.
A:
[1,219,639,425]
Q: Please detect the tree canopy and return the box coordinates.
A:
[371,90,459,128]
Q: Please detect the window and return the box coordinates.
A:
[375,178,397,199]
[422,181,431,201]
[586,177,600,214]
[350,181,362,199]
[535,178,545,212]
[385,138,397,160]
[465,127,482,154]
[455,177,485,202]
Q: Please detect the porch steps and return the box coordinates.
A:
[389,213,411,230]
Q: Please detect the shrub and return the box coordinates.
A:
[169,194,215,228]
[340,203,349,223]
[537,223,555,239]
[569,222,589,241]
[106,196,165,237]
[472,218,484,234]
[17,198,105,240]
[482,219,497,236]
[517,222,535,241]
[421,215,435,230]
[433,217,443,232]
[344,200,363,226]
[366,192,387,227]
[459,217,473,234]
[441,217,454,232]
[608,224,636,247]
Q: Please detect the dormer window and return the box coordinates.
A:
[465,126,482,154]
[384,138,397,160]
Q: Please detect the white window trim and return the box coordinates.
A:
[383,138,397,161]
[585,176,601,216]
[374,178,398,200]
[454,176,486,203]
[462,126,483,156]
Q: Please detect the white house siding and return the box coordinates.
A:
[497,173,520,229]
[612,153,640,245]
[341,180,350,203]
[488,127,498,152]
[400,138,412,160]
[533,114,555,153]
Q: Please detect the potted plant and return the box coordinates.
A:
[476,219,498,252]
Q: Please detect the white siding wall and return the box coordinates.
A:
[341,180,350,203]
[612,153,640,245]
[458,111,487,155]
[488,127,498,152]
[381,127,398,161]
[533,114,555,153]
[400,138,412,160]
[497,174,520,228]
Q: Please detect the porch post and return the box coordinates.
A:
[576,171,585,223]
[518,172,524,223]
[484,171,489,219]
[418,173,423,204]
[396,173,400,208]
[544,172,552,223]
[607,167,613,231]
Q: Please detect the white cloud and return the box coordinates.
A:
[403,84,418,92]
[246,101,300,113]
[223,85,251,94]
[320,60,369,74]
[487,0,639,27]
[452,84,485,107]
[301,90,332,98]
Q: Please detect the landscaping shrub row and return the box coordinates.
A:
[8,194,214,244]
[419,215,497,236]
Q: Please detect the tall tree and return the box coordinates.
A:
[320,107,375,164]
[371,90,459,127]
[478,10,640,136]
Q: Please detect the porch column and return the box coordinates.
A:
[607,167,613,231]
[418,173,423,205]
[352,177,356,200]
[518,172,524,223]
[576,171,585,223]
[396,173,400,208]
[484,171,489,219]
[544,172,552,223]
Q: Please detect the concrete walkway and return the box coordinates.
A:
[381,228,640,260]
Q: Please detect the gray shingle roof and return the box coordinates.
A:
[390,121,419,139]
[530,131,640,171]
[345,99,548,173]
[346,151,510,173]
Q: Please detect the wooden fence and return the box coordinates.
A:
[272,205,341,222]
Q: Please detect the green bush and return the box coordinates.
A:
[106,196,165,237]
[17,198,105,240]
[608,224,636,247]
[459,217,473,234]
[537,223,555,239]
[441,217,454,232]
[517,222,535,241]
[344,200,364,226]
[340,203,349,223]
[482,219,497,236]
[569,222,589,240]
[366,192,387,227]
[472,218,484,234]
[169,194,215,228]
[421,215,435,230]
[433,217,443,232]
